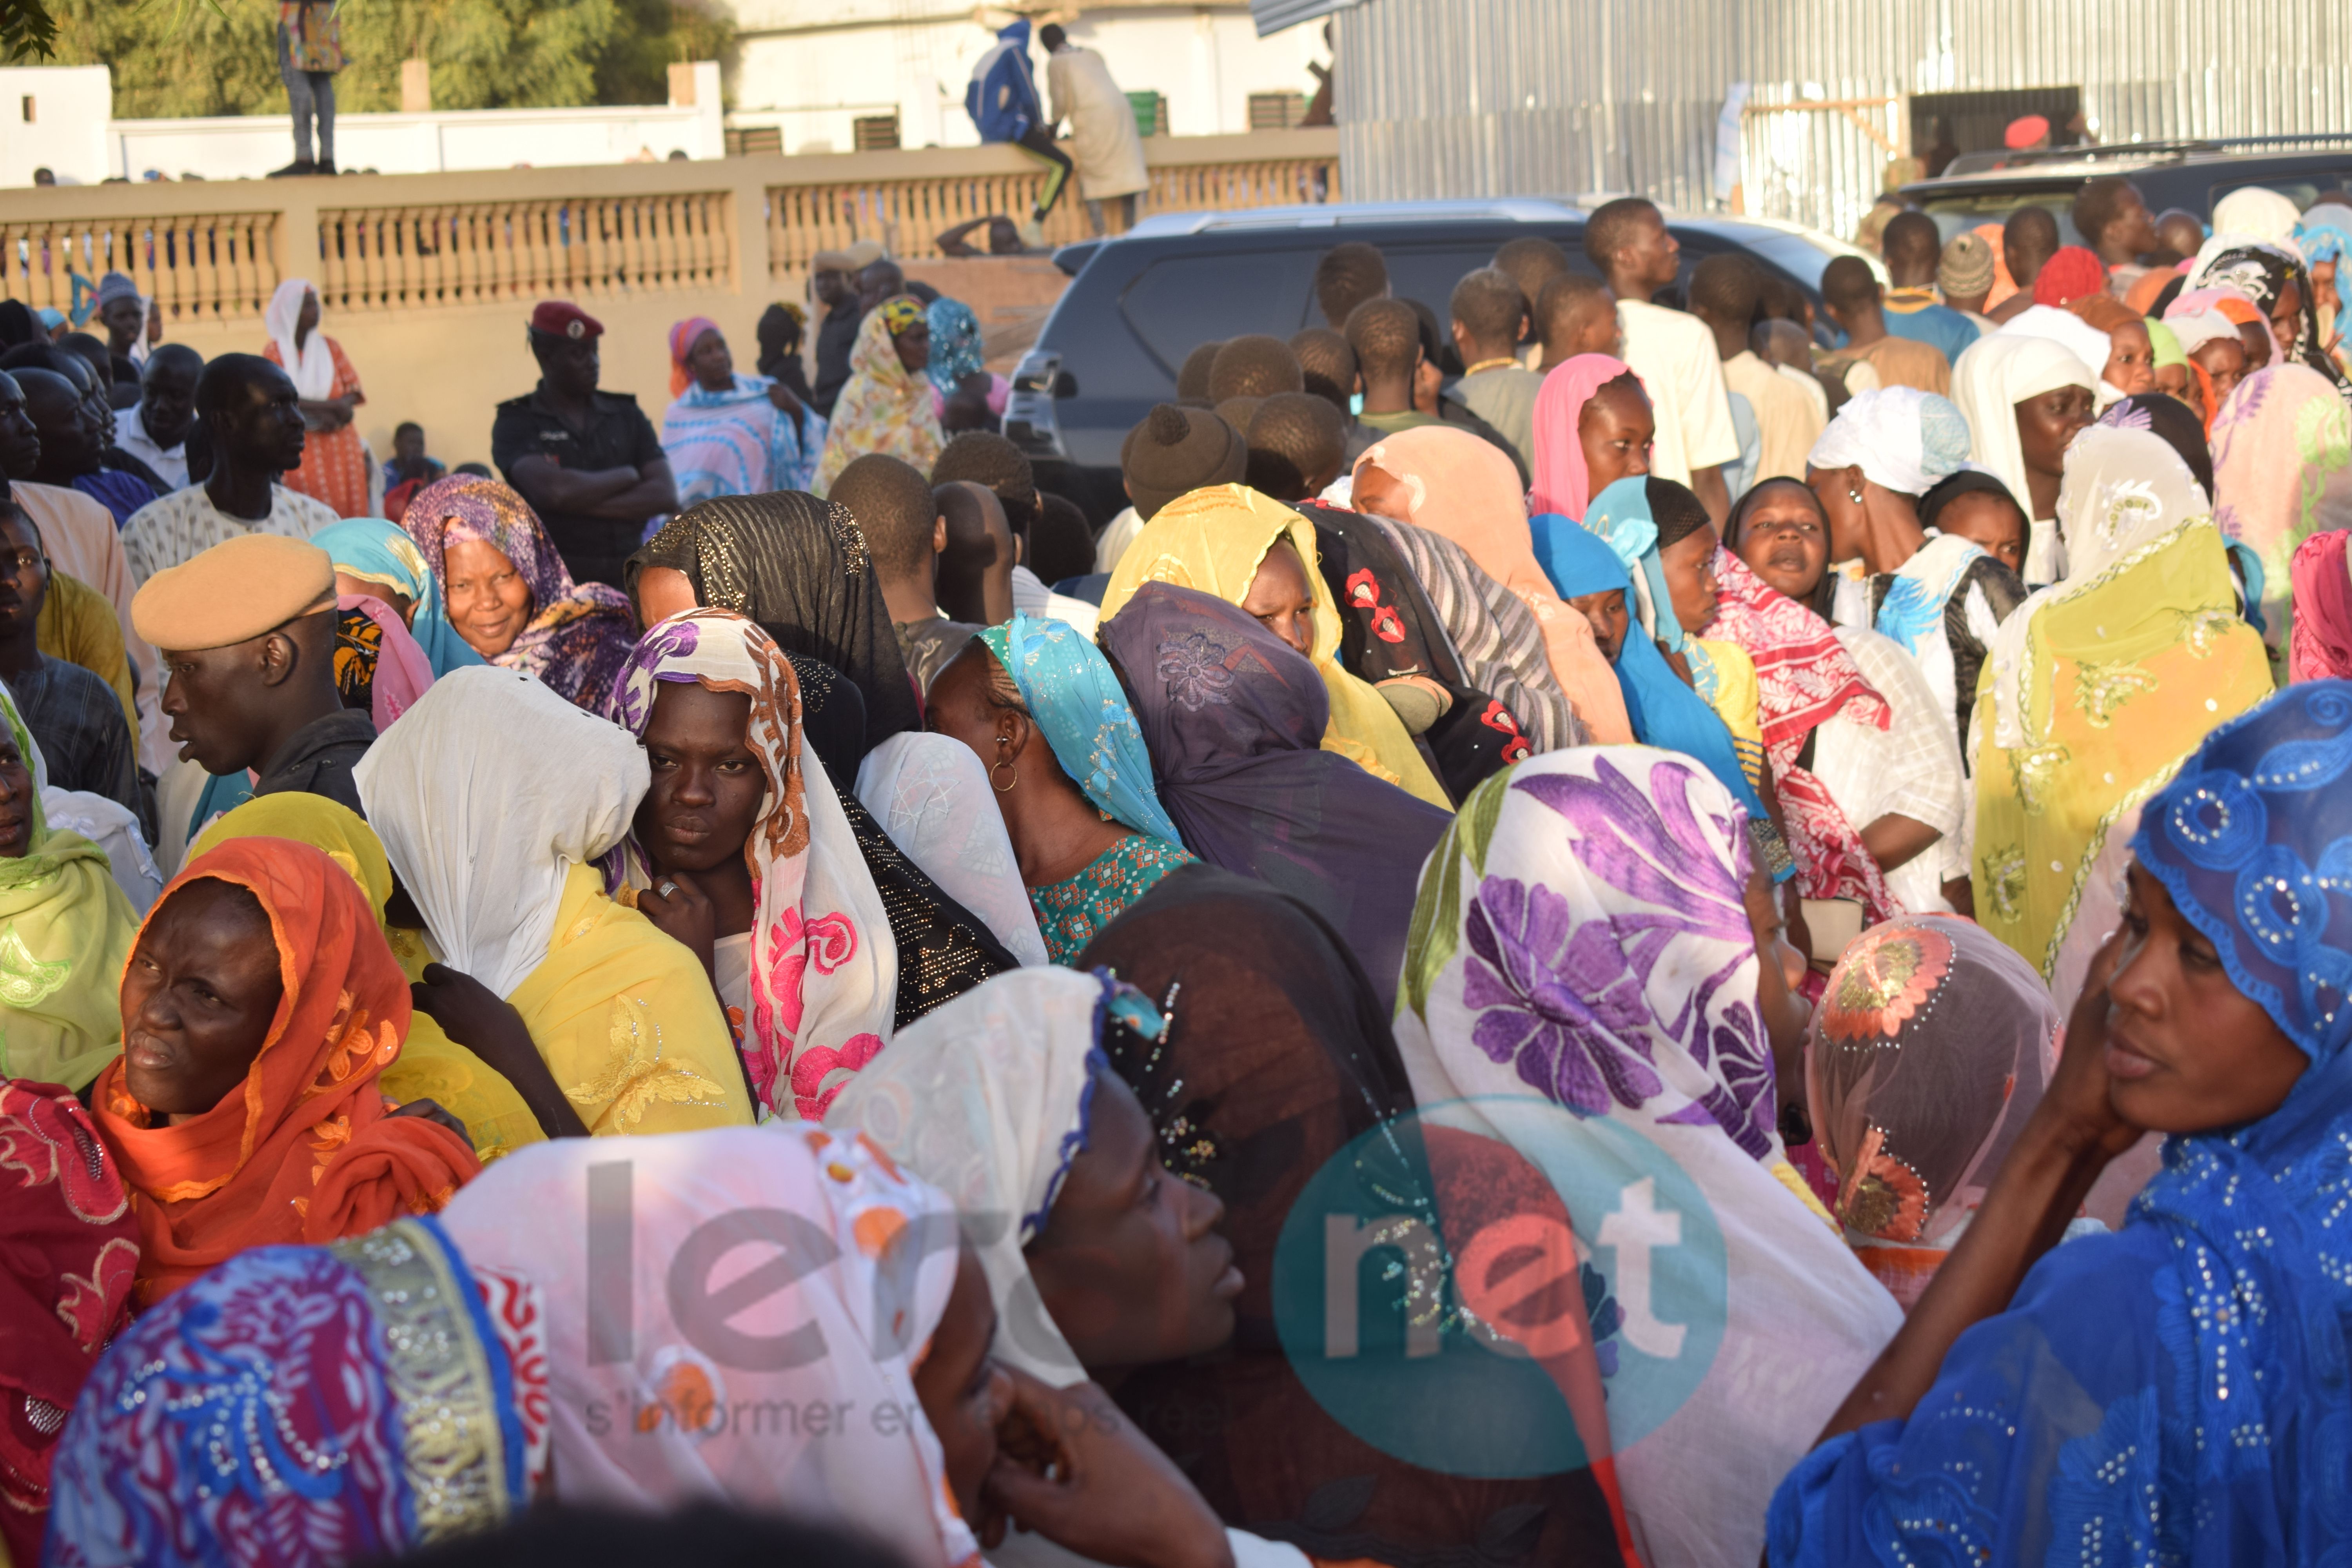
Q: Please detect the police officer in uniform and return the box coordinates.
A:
[490,301,678,588]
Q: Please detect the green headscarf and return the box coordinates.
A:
[0,684,136,1089]
[2147,317,2188,371]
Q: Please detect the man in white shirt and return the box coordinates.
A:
[1040,23,1148,238]
[1583,198,1737,522]
[121,354,336,773]
[114,344,200,493]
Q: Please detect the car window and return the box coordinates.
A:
[1912,190,2083,247]
[1117,249,1319,377]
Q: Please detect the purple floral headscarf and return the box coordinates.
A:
[401,473,638,710]
[1395,745,1778,1158]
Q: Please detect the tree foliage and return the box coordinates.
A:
[38,0,731,116]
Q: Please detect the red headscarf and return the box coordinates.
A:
[92,838,481,1305]
[1528,353,1639,522]
[668,314,723,397]
[1702,551,1900,924]
[2032,245,2108,308]
[2290,531,2352,683]
[0,1080,138,1563]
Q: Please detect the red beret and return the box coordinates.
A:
[2003,114,2050,151]
[529,300,604,340]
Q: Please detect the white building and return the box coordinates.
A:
[719,1,1327,156]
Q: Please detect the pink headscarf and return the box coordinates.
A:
[1529,353,1640,521]
[2290,530,2352,683]
[337,593,434,731]
[667,314,722,397]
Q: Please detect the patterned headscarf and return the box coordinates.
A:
[978,613,1182,843]
[2211,365,2352,648]
[607,611,895,1121]
[814,297,943,493]
[334,594,435,732]
[399,474,637,709]
[667,313,722,397]
[1528,352,1637,521]
[1392,750,1900,1564]
[0,1081,138,1568]
[313,516,487,679]
[49,1216,546,1566]
[1804,386,1973,499]
[2193,240,2348,388]
[1808,915,2059,1305]
[925,297,985,396]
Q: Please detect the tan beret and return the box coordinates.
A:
[132,533,336,652]
[811,238,886,273]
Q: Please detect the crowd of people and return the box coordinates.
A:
[0,171,2350,1568]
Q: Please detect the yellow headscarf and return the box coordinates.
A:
[1099,484,1453,809]
[189,795,546,1162]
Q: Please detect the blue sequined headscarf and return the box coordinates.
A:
[2136,679,2352,1063]
[926,298,985,397]
[980,614,1186,845]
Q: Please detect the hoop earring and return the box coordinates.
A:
[991,757,1018,793]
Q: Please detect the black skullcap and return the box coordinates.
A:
[1646,477,1713,550]
[1120,403,1247,520]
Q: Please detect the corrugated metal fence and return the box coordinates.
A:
[1334,0,2352,240]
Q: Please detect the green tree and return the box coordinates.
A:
[40,0,730,115]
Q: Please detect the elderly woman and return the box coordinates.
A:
[88,837,481,1305]
[814,296,942,494]
[399,474,636,708]
[1773,683,2352,1568]
[661,314,826,505]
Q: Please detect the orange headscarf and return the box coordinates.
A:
[668,314,722,398]
[1352,426,1634,744]
[92,837,481,1304]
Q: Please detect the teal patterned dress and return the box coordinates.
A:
[1029,832,1195,965]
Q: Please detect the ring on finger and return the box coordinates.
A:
[658,880,680,899]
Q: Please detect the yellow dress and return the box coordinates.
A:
[1687,636,1766,791]
[508,863,756,1136]
[1098,483,1454,810]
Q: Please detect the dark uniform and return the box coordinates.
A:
[490,385,666,588]
[811,303,862,418]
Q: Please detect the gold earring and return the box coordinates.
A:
[991,758,1018,793]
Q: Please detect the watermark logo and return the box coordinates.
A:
[1272,1097,1725,1478]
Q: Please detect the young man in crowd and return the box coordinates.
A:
[1818,256,1953,398]
[1879,212,1982,366]
[1690,254,1823,485]
[1583,196,1737,522]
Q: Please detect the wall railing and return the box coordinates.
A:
[0,129,1338,323]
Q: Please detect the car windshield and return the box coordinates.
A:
[1911,190,2083,247]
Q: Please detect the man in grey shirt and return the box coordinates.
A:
[1444,267,1544,472]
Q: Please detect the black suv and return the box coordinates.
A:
[1898,136,2352,246]
[1004,198,1865,519]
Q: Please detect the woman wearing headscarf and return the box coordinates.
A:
[262,278,372,519]
[1099,484,1452,809]
[2212,363,2352,652]
[2192,236,2349,392]
[331,592,434,732]
[626,492,925,751]
[0,683,137,1091]
[855,730,1049,967]
[924,617,1196,965]
[1807,915,2063,1310]
[50,1127,1062,1568]
[2065,292,2157,396]
[1103,583,1451,1010]
[925,296,1005,427]
[661,315,826,506]
[826,967,1293,1568]
[1394,748,1901,1568]
[1353,424,1631,744]
[354,665,755,1140]
[1772,682,2352,1568]
[2290,530,2352,682]
[1975,415,2273,1009]
[606,611,1014,1120]
[1357,510,1580,753]
[314,515,486,678]
[1950,332,2098,584]
[1528,353,1650,524]
[1810,387,2030,755]
[89,837,481,1305]
[186,793,544,1163]
[399,474,636,709]
[1534,489,1791,884]
[1075,864,1639,1567]
[2028,244,2105,309]
[0,1080,138,1565]
[814,296,943,494]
